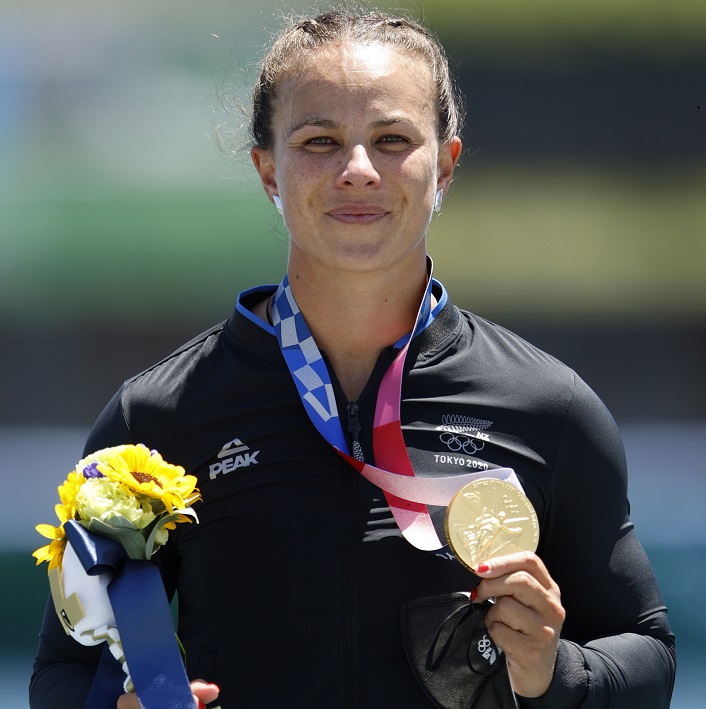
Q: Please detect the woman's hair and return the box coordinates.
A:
[250,5,465,150]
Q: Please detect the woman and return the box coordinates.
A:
[30,7,675,709]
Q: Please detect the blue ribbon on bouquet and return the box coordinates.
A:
[64,520,194,709]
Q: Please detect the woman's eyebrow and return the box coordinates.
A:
[288,118,338,136]
[287,115,410,137]
[372,116,408,128]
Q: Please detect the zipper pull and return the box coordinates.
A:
[347,401,365,462]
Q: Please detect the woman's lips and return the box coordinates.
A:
[326,205,388,223]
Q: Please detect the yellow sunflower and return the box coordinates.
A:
[33,470,86,570]
[92,444,201,515]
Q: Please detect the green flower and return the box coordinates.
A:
[76,478,156,530]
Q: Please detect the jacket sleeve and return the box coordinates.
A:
[29,387,134,709]
[518,374,676,708]
[29,598,104,709]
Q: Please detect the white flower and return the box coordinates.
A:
[76,478,156,530]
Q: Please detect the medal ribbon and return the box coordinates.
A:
[271,261,519,551]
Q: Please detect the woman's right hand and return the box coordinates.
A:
[116,679,220,708]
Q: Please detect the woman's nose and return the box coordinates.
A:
[336,144,381,188]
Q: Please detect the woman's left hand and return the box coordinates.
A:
[472,551,565,699]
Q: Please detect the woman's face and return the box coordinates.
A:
[252,41,461,277]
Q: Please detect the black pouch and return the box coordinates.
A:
[401,593,517,709]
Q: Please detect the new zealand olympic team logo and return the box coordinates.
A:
[437,414,493,455]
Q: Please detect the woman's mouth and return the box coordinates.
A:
[326,205,388,223]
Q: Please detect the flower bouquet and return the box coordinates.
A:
[34,443,201,708]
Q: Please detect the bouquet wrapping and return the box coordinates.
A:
[34,444,201,708]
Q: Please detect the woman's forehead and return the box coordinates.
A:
[289,40,430,83]
[273,41,436,130]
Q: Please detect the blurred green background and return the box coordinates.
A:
[1,0,704,706]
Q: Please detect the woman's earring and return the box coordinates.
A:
[273,195,284,215]
[433,189,443,213]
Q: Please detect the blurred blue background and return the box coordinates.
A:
[1,1,704,706]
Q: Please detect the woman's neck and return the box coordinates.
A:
[285,256,429,401]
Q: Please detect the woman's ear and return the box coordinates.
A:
[251,146,279,204]
[436,136,462,193]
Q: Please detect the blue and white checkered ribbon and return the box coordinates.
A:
[271,261,442,456]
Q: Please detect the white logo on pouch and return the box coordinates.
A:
[477,634,498,665]
[209,437,260,479]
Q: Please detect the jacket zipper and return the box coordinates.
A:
[344,400,363,707]
[347,401,365,462]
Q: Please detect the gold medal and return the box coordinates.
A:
[445,477,539,572]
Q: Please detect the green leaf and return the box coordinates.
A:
[87,518,147,560]
[101,515,140,530]
[176,633,186,662]
[144,509,198,557]
[87,517,129,535]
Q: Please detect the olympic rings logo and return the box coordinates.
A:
[439,431,485,454]
[477,635,492,654]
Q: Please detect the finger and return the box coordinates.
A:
[485,594,545,638]
[485,597,562,667]
[475,567,552,609]
[116,693,140,709]
[475,551,556,591]
[191,679,220,704]
[479,575,565,634]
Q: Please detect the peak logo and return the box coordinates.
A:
[209,437,260,479]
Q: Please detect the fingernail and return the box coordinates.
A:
[197,701,206,709]
[470,586,478,602]
[476,563,490,574]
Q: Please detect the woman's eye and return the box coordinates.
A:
[301,136,338,152]
[377,135,410,150]
[303,136,337,148]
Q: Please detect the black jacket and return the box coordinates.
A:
[31,284,675,708]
